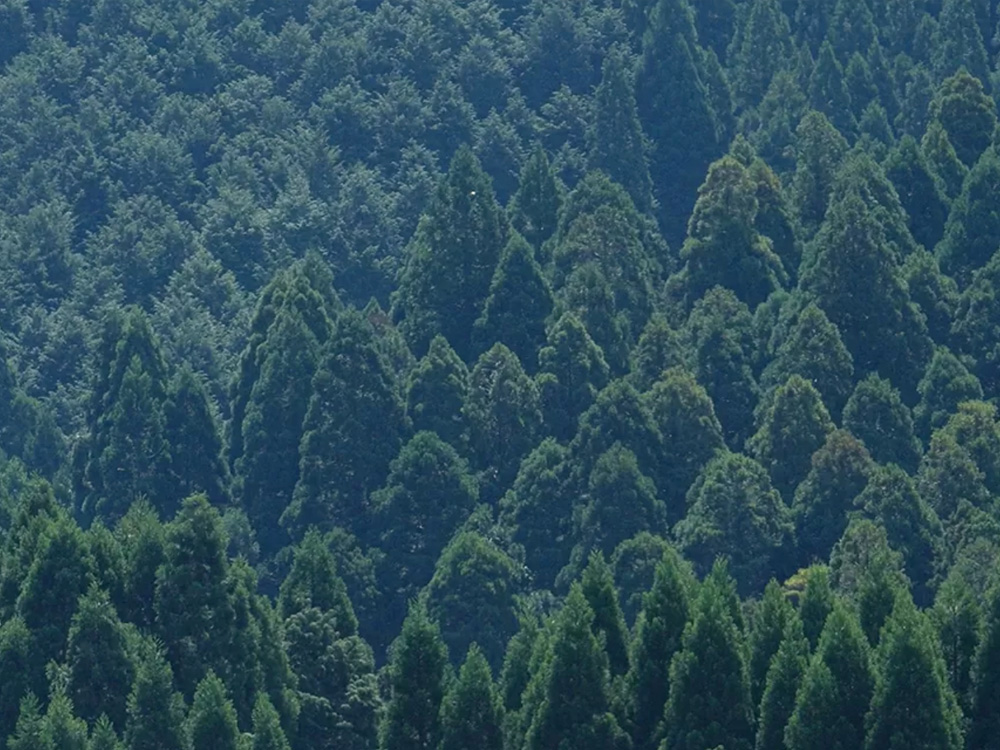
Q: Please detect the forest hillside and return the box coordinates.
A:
[1,0,1000,747]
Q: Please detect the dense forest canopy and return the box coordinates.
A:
[4,0,1000,747]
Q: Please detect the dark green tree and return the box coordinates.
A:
[395,147,509,359]
[760,302,854,418]
[41,688,88,750]
[644,366,725,522]
[748,375,834,501]
[785,601,873,750]
[440,644,504,750]
[580,552,631,677]
[939,145,1000,284]
[251,694,291,750]
[589,48,654,214]
[676,452,791,593]
[903,248,960,344]
[123,642,187,750]
[922,120,969,201]
[731,0,793,110]
[791,110,849,237]
[373,432,479,614]
[379,601,449,750]
[473,232,553,368]
[89,716,124,750]
[935,0,989,83]
[636,0,721,244]
[930,69,996,169]
[842,374,922,473]
[754,615,808,750]
[883,135,950,251]
[154,494,234,699]
[277,529,357,635]
[66,585,134,731]
[828,0,877,61]
[797,565,835,650]
[793,429,874,566]
[624,546,693,750]
[808,42,856,140]
[914,346,983,439]
[930,568,981,716]
[509,144,562,252]
[405,335,469,451]
[864,599,963,750]
[524,585,628,750]
[286,308,406,541]
[630,315,683,393]
[663,560,754,750]
[537,312,610,440]
[186,672,241,750]
[464,343,543,500]
[748,579,795,708]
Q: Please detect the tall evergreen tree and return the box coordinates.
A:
[731,0,793,110]
[930,69,996,169]
[922,120,969,201]
[808,42,856,140]
[625,546,693,750]
[525,585,628,750]
[842,374,922,473]
[395,147,509,359]
[379,601,449,750]
[286,308,407,541]
[914,346,983,439]
[440,645,504,750]
[636,0,721,245]
[791,110,849,237]
[589,48,654,214]
[755,616,808,750]
[664,560,754,750]
[934,0,990,84]
[509,144,562,252]
[883,135,950,252]
[748,580,795,709]
[123,643,187,750]
[864,599,963,750]
[405,334,469,451]
[473,232,553,368]
[251,694,291,750]
[580,552,631,677]
[186,672,241,750]
[937,146,1000,287]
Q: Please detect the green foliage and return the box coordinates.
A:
[843,375,922,474]
[883,135,950,251]
[930,68,996,169]
[440,645,504,750]
[754,615,808,750]
[277,529,357,636]
[937,146,1000,287]
[509,145,562,252]
[405,335,469,451]
[251,694,291,750]
[677,452,791,593]
[187,672,241,750]
[124,642,187,750]
[663,560,754,750]
[748,579,794,709]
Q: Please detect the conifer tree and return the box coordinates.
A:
[864,599,963,750]
[748,580,794,708]
[154,494,234,699]
[844,54,877,122]
[685,286,760,448]
[914,346,983,439]
[902,249,959,344]
[576,444,666,563]
[380,601,448,750]
[395,147,509,359]
[405,335,469,450]
[760,302,854,417]
[236,306,325,555]
[630,314,682,392]
[843,374,922,473]
[791,110,849,237]
[277,529,357,635]
[251,694,291,750]
[749,375,834,501]
[473,232,553,368]
[124,643,187,750]
[808,42,856,140]
[509,144,562,252]
[917,430,991,522]
[731,0,792,109]
[922,120,969,200]
[186,672,241,750]
[556,264,631,376]
[785,601,873,750]
[89,716,123,750]
[664,560,754,750]
[163,366,230,510]
[935,0,990,84]
[537,311,610,440]
[802,192,932,396]
[525,585,628,750]
[465,343,543,499]
[636,0,721,245]
[672,155,787,311]
[828,0,877,61]
[286,308,406,540]
[589,48,654,214]
[625,546,693,750]
[8,693,44,750]
[644,366,725,522]
[66,585,133,731]
[676,452,791,593]
[755,616,808,750]
[930,568,981,716]
[425,531,522,671]
[440,645,504,750]
[884,135,950,251]
[580,552,631,677]
[0,617,41,738]
[938,147,1000,287]
[373,432,479,609]
[41,689,88,750]
[798,565,835,650]
[930,69,997,169]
